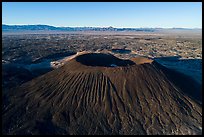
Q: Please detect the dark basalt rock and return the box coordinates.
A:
[2,53,202,135]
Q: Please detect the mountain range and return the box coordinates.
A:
[2,24,200,32]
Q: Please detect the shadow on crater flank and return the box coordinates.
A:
[75,53,135,67]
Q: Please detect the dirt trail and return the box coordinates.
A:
[51,51,89,68]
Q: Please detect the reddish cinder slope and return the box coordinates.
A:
[2,53,202,135]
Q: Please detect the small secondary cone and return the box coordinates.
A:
[2,53,202,135]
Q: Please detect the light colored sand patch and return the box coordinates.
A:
[50,51,89,69]
[131,51,137,54]
[131,57,153,64]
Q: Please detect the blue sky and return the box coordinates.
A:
[2,2,202,28]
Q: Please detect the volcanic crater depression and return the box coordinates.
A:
[75,53,135,67]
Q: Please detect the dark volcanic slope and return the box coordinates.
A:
[2,53,202,135]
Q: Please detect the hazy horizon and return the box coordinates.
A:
[2,24,202,29]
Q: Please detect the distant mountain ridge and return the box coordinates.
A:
[2,24,155,32]
[2,24,202,32]
[3,24,200,32]
[2,24,59,31]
